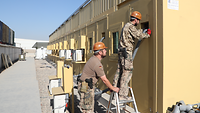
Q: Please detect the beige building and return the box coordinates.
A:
[47,0,200,112]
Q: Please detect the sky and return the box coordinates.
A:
[0,0,85,41]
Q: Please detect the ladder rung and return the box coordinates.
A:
[111,105,126,110]
[106,87,140,113]
[119,99,134,104]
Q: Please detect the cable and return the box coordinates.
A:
[51,104,66,113]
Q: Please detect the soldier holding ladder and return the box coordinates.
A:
[78,42,119,113]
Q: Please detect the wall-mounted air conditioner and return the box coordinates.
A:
[59,50,65,58]
[48,50,52,55]
[76,50,82,62]
[72,49,85,62]
[65,50,72,59]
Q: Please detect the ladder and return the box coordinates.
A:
[106,87,140,113]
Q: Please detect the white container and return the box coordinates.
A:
[76,50,82,62]
[65,50,71,59]
[59,50,65,58]
[54,94,68,113]
[49,79,61,95]
[35,47,47,59]
[47,50,52,55]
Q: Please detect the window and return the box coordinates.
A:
[89,38,93,53]
[101,32,105,42]
[141,21,149,30]
[113,32,119,54]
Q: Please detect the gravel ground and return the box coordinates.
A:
[35,59,56,113]
[35,58,107,113]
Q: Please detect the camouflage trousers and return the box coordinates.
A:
[113,51,133,97]
[78,81,94,113]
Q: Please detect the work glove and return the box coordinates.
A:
[147,29,151,35]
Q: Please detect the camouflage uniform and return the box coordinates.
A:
[78,82,95,113]
[113,21,150,98]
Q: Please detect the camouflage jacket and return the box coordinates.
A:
[119,21,150,51]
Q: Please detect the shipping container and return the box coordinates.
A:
[10,29,13,45]
[9,28,11,44]
[0,21,15,45]
[2,23,6,43]
[12,30,15,45]
[0,21,2,43]
[5,25,9,44]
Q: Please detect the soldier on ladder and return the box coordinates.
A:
[113,11,151,101]
[78,42,119,113]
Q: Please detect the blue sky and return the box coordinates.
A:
[0,0,85,41]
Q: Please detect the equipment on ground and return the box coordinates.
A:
[167,100,200,113]
[52,93,69,113]
[106,87,140,113]
[19,54,26,61]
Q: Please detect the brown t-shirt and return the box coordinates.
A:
[80,55,105,84]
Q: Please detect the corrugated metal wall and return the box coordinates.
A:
[0,44,21,70]
[0,21,2,42]
[49,0,127,43]
[2,23,7,43]
[0,21,15,45]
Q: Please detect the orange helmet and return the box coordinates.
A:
[131,11,142,20]
[93,42,107,51]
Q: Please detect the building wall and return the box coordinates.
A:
[48,0,200,112]
[48,0,155,112]
[162,0,200,112]
[15,38,48,49]
[0,44,21,71]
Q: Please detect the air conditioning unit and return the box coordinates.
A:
[65,50,72,59]
[54,93,69,113]
[71,49,85,62]
[72,50,76,61]
[76,50,82,62]
[59,50,65,58]
[49,79,61,95]
[47,50,52,55]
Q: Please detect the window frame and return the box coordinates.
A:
[87,31,95,60]
[108,22,124,61]
[112,31,119,54]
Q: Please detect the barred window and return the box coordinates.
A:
[113,32,119,53]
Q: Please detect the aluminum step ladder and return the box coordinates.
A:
[106,87,140,113]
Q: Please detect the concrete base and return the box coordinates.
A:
[0,57,41,113]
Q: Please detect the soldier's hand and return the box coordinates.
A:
[113,87,120,93]
[147,29,151,35]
